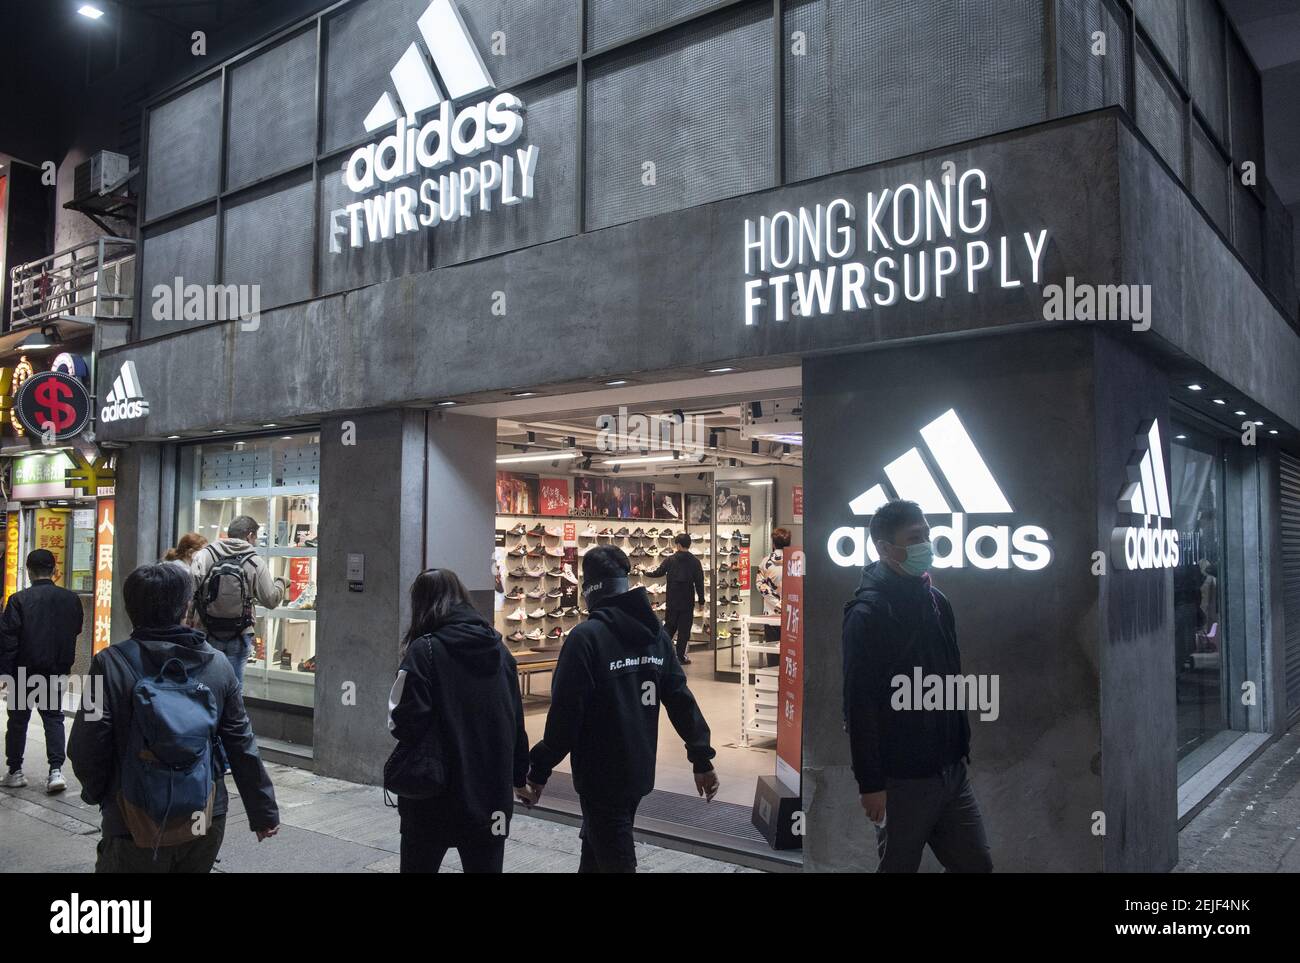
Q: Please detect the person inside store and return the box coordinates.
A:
[67,562,279,873]
[163,532,208,582]
[525,545,719,873]
[841,499,992,873]
[758,527,791,655]
[386,567,531,873]
[0,549,84,794]
[645,532,706,664]
[190,515,287,685]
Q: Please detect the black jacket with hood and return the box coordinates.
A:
[67,624,279,837]
[388,603,529,836]
[645,550,706,612]
[841,561,971,794]
[0,578,84,676]
[527,587,715,804]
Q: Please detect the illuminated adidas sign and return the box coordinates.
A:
[828,409,1052,571]
[1109,419,1179,570]
[329,0,539,252]
[100,361,149,423]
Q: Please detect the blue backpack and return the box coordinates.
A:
[113,640,220,853]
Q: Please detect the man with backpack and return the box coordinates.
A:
[525,545,719,873]
[68,562,279,873]
[191,516,287,684]
[841,499,992,873]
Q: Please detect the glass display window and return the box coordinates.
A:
[176,431,320,708]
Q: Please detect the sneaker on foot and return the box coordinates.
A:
[3,770,27,789]
[46,769,67,794]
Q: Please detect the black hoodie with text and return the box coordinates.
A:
[527,587,715,804]
[388,603,529,836]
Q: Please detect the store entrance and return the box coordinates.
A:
[457,372,803,856]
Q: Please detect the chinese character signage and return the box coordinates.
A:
[776,547,805,795]
[33,509,68,583]
[12,451,77,500]
[792,484,803,522]
[93,499,115,654]
[2,513,18,609]
[539,476,571,516]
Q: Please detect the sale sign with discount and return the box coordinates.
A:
[776,547,805,795]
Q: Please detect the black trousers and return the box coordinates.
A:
[399,827,506,873]
[663,606,693,660]
[578,797,639,873]
[5,706,66,772]
[874,760,993,873]
[95,815,227,873]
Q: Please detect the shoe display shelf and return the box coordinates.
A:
[739,615,781,746]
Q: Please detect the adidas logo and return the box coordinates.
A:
[334,0,538,251]
[100,361,149,423]
[1110,419,1179,570]
[828,408,1052,571]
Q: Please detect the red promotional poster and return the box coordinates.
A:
[289,556,313,602]
[737,544,750,590]
[563,522,576,541]
[776,547,805,794]
[792,485,804,522]
[539,476,571,516]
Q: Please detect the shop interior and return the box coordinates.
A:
[471,384,804,811]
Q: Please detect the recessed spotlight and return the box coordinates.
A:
[509,391,536,398]
[262,423,278,428]
[435,400,459,407]
[1212,399,1225,405]
[77,4,105,19]
[212,429,226,434]
[1175,434,1187,440]
[708,367,736,374]
[1269,429,1278,435]
[282,436,294,440]
[605,380,628,386]
[1254,421,1264,426]
[1186,384,1203,391]
[1234,410,1246,416]
[166,435,181,440]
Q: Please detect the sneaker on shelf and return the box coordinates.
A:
[730,594,741,603]
[546,606,566,618]
[545,588,564,599]
[504,588,524,600]
[659,547,673,556]
[579,524,599,538]
[46,769,67,794]
[522,567,543,580]
[629,546,646,558]
[718,563,731,572]
[525,588,545,600]
[508,523,527,536]
[527,607,547,620]
[2,770,26,789]
[649,583,666,595]
[544,525,564,537]
[731,530,744,539]
[526,628,546,642]
[506,607,528,622]
[631,527,646,538]
[646,527,659,538]
[691,623,703,635]
[546,627,564,640]
[660,528,674,539]
[718,628,731,640]
[508,544,528,557]
[653,602,667,612]
[544,544,564,557]
[614,526,630,537]
[544,566,564,578]
[562,606,581,617]
[508,630,528,643]
[597,527,613,537]
[528,524,547,537]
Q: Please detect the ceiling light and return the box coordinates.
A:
[77,4,104,19]
[747,480,773,486]
[1186,384,1202,391]
[1254,421,1264,426]
[605,380,628,386]
[166,435,181,440]
[435,400,458,407]
[1269,430,1278,435]
[1212,399,1225,405]
[15,325,61,351]
[282,436,294,440]
[262,423,278,428]
[708,367,736,374]
[1234,410,1246,416]
[212,429,226,434]
[496,450,581,465]
[1175,434,1187,440]
[509,391,536,398]
[600,454,678,466]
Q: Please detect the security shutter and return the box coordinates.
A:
[1281,452,1300,721]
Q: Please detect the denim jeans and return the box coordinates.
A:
[209,633,252,688]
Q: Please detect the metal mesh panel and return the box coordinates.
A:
[138,212,217,338]
[318,149,432,296]
[226,28,317,192]
[784,0,1046,184]
[1185,0,1226,143]
[1227,31,1261,165]
[322,0,433,154]
[456,0,579,88]
[586,0,728,50]
[1056,0,1129,116]
[145,78,221,221]
[1190,119,1228,233]
[434,71,577,266]
[1234,183,1264,275]
[1135,39,1184,180]
[1133,0,1181,79]
[585,4,773,231]
[222,175,315,310]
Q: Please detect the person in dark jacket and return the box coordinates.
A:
[67,563,279,873]
[842,499,991,873]
[527,545,718,873]
[0,549,84,793]
[645,532,706,663]
[387,567,530,873]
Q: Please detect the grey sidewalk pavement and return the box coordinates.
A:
[0,717,757,873]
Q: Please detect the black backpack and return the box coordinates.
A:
[195,549,256,641]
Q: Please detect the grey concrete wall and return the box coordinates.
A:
[313,409,426,784]
[108,443,164,645]
[802,329,1105,872]
[427,412,497,613]
[1091,333,1177,871]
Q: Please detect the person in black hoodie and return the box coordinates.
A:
[387,567,530,873]
[527,545,718,873]
[67,563,279,873]
[842,499,991,873]
[645,532,706,663]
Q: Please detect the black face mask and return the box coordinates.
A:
[582,576,629,607]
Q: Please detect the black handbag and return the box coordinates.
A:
[383,636,448,803]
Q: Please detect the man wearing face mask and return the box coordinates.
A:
[841,499,991,872]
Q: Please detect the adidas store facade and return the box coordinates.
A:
[92,0,1300,871]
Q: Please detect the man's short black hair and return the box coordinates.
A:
[124,563,192,629]
[869,499,927,545]
[25,548,56,576]
[674,532,692,549]
[582,544,630,583]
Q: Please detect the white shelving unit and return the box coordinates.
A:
[740,614,780,746]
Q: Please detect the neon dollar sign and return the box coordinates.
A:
[33,378,77,432]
